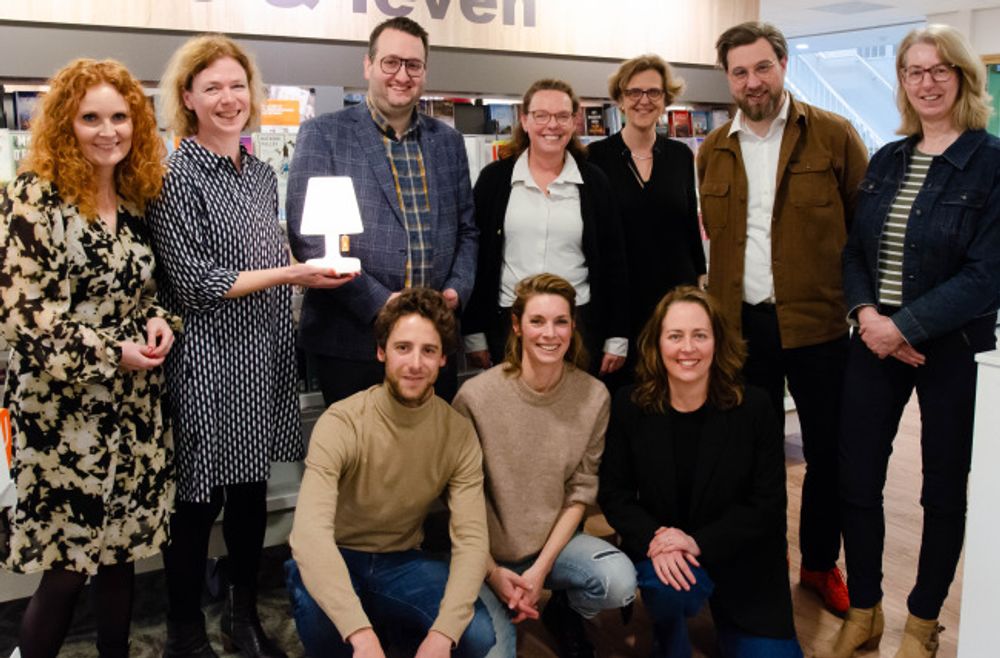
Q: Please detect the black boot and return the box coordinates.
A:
[541,590,595,658]
[220,584,288,658]
[164,618,220,658]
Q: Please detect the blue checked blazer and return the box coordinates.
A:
[287,103,478,360]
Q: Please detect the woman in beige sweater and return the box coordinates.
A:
[453,273,636,658]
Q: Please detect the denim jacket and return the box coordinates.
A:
[843,129,1000,345]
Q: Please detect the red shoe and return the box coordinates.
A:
[800,566,850,616]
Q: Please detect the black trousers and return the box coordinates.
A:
[741,302,848,572]
[163,482,268,623]
[313,352,459,406]
[839,317,991,618]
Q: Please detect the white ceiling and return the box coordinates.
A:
[760,0,992,37]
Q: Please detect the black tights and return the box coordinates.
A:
[163,481,267,622]
[19,561,135,658]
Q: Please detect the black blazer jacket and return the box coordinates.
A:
[462,154,628,347]
[598,385,796,638]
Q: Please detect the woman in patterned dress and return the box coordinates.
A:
[0,59,177,658]
[148,35,354,658]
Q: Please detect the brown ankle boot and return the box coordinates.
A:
[813,602,884,658]
[893,614,943,658]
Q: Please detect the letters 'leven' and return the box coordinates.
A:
[352,0,536,27]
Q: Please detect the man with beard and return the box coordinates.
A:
[697,21,868,617]
[285,288,497,658]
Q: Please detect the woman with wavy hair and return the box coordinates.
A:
[0,58,177,658]
[598,286,802,657]
[454,273,635,658]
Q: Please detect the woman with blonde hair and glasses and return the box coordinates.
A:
[463,79,628,380]
[0,58,176,658]
[818,24,1000,658]
[454,273,635,658]
[589,55,706,380]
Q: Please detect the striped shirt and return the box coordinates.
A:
[367,98,431,288]
[878,150,932,306]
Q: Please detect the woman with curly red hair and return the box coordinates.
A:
[0,59,177,658]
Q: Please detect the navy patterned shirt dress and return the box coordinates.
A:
[148,139,302,504]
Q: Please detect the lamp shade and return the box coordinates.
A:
[299,176,363,236]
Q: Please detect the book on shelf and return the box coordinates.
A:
[669,110,692,138]
[584,106,606,136]
[0,130,31,184]
[710,108,731,130]
[253,132,297,222]
[12,92,41,131]
[603,105,623,135]
[486,104,516,136]
[691,111,710,136]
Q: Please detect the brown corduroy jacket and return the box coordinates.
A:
[697,96,869,348]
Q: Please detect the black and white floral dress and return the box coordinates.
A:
[148,140,302,504]
[0,173,178,575]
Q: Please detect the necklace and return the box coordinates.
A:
[631,152,653,161]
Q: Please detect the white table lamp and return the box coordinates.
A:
[299,176,364,274]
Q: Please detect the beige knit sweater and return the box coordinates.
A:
[452,365,610,563]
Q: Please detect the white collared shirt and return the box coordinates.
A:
[729,92,790,304]
[500,150,589,307]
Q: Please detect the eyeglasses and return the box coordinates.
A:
[379,56,425,77]
[901,63,956,86]
[528,110,575,126]
[727,60,777,83]
[623,87,665,101]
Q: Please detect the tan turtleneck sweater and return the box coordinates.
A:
[289,384,488,644]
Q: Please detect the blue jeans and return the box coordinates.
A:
[285,551,496,657]
[481,534,637,658]
[635,559,802,658]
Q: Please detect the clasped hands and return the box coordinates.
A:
[647,526,701,592]
[487,563,545,623]
[119,317,175,371]
[856,306,925,367]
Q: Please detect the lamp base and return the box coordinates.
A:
[305,255,361,274]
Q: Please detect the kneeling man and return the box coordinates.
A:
[287,288,494,657]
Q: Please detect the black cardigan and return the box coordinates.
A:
[463,154,629,347]
[588,133,706,340]
[598,386,796,638]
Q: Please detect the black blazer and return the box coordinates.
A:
[463,154,628,347]
[598,386,795,638]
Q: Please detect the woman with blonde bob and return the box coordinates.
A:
[819,24,1000,658]
[149,34,354,658]
[599,286,802,657]
[454,273,636,658]
[0,58,176,658]
[588,55,706,381]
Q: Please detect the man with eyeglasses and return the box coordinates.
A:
[697,21,869,620]
[288,16,477,405]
